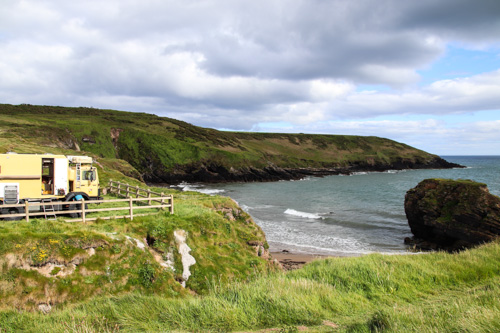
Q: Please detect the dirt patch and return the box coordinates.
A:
[3,246,100,278]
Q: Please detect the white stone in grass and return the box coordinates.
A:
[174,230,196,287]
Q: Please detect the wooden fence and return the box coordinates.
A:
[0,181,173,223]
[108,180,172,208]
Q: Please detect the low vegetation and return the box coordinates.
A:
[1,241,499,331]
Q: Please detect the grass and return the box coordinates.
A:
[0,188,271,311]
[0,103,440,183]
[1,241,499,331]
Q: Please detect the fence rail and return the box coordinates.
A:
[108,180,169,204]
[1,181,173,223]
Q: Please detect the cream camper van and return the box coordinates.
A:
[0,153,101,219]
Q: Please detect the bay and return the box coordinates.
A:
[179,156,500,256]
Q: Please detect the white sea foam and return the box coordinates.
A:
[284,209,323,219]
[178,183,225,195]
[239,204,251,212]
[385,169,407,174]
[269,239,411,256]
[193,188,225,195]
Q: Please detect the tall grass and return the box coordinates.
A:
[2,241,499,332]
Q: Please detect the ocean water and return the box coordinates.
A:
[178,156,500,256]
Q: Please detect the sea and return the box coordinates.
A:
[177,156,500,256]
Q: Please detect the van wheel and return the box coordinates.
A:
[68,204,81,218]
[5,208,21,221]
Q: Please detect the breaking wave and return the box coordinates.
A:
[284,209,323,219]
[178,183,225,195]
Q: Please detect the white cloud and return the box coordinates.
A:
[253,117,500,155]
[329,70,500,118]
[1,0,500,153]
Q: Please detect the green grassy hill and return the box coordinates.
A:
[0,103,459,184]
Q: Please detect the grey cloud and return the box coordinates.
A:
[1,0,500,135]
[193,0,444,84]
[397,0,500,41]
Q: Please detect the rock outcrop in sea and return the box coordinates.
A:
[404,178,500,251]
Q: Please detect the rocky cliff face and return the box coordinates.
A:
[145,156,461,184]
[404,179,500,251]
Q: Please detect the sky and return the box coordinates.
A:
[1,0,500,155]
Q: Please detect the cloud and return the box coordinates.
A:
[324,70,500,119]
[254,118,500,155]
[2,0,498,95]
[0,0,499,154]
[398,0,500,42]
[193,0,446,84]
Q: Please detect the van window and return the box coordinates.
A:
[83,170,95,181]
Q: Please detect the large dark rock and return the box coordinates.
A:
[404,179,500,251]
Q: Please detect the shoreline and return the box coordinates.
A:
[151,155,463,186]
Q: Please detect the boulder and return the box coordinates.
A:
[404,179,500,251]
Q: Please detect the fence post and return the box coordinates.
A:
[25,201,30,222]
[109,179,113,194]
[81,199,86,224]
[169,195,174,214]
[117,182,121,196]
[147,190,151,205]
[129,197,134,220]
[126,184,130,197]
[136,186,140,198]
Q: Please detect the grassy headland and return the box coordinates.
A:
[0,191,272,310]
[0,103,460,184]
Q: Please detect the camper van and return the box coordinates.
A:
[0,153,100,218]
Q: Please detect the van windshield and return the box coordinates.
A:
[82,170,96,181]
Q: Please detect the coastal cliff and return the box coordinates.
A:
[0,103,462,184]
[145,156,459,183]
